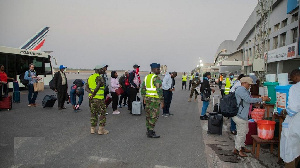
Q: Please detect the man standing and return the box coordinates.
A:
[101,64,109,99]
[53,65,68,110]
[200,72,215,120]
[280,69,300,167]
[188,73,201,102]
[224,72,235,95]
[128,64,141,113]
[188,72,194,90]
[162,71,177,117]
[182,72,187,90]
[24,64,40,107]
[233,77,269,157]
[218,74,223,89]
[118,71,129,108]
[141,63,164,138]
[85,65,109,135]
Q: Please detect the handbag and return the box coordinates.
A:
[201,90,210,102]
[33,82,44,92]
[115,87,124,96]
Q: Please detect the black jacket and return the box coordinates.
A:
[200,78,211,96]
[53,71,68,91]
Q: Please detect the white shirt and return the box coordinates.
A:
[280,82,300,163]
[230,80,241,92]
[162,72,172,90]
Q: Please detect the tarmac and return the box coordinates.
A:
[0,73,284,168]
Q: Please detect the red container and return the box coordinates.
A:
[245,121,257,145]
[251,108,265,122]
[257,120,276,140]
[0,95,12,110]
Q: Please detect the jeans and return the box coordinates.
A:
[28,84,38,104]
[70,88,84,105]
[230,118,237,132]
[182,81,186,90]
[201,100,209,116]
[163,90,173,114]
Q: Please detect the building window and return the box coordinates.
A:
[273,36,278,49]
[267,39,270,51]
[281,19,287,28]
[274,23,280,31]
[280,33,286,47]
[268,28,271,35]
[292,13,298,22]
[291,27,298,43]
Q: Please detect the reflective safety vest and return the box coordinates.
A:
[182,75,187,82]
[145,74,159,98]
[189,75,194,81]
[224,78,236,95]
[88,73,105,99]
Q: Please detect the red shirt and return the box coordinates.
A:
[0,71,8,82]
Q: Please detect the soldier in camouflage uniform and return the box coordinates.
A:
[188,72,201,102]
[141,63,164,138]
[85,65,109,135]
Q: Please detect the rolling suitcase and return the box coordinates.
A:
[132,96,142,115]
[42,95,57,108]
[207,95,223,135]
[13,81,20,103]
[0,95,12,110]
[245,121,257,145]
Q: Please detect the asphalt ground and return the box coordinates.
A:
[0,73,207,168]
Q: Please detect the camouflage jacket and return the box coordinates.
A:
[141,75,163,102]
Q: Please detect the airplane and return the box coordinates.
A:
[19,27,50,50]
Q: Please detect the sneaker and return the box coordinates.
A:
[105,113,109,115]
[168,113,174,116]
[112,110,120,115]
[118,105,122,108]
[28,104,32,107]
[123,104,128,107]
[200,115,209,120]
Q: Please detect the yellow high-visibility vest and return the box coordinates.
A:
[145,74,159,98]
[88,73,105,99]
[224,78,236,95]
[189,75,194,80]
[182,75,187,82]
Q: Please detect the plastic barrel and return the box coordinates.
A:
[251,108,265,122]
[263,82,279,104]
[275,85,292,114]
[257,120,276,140]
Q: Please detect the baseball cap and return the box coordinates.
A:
[240,77,253,84]
[102,64,108,68]
[59,65,67,69]
[133,64,140,68]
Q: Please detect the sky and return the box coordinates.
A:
[0,0,257,72]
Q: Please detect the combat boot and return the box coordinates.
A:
[98,126,109,135]
[147,130,160,138]
[91,127,96,134]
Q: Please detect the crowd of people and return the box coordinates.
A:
[1,62,299,166]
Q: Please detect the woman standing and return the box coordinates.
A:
[200,72,215,120]
[110,71,120,114]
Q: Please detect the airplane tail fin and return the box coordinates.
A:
[19,27,50,50]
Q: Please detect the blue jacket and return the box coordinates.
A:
[235,86,262,120]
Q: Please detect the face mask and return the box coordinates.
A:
[230,75,234,78]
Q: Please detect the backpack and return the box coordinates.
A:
[220,92,243,117]
[49,79,55,91]
[73,79,84,87]
[19,71,30,86]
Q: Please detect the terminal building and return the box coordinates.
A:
[213,0,300,76]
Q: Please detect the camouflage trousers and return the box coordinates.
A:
[90,98,106,127]
[190,87,198,99]
[145,97,161,130]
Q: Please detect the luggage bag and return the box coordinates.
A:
[0,95,12,110]
[245,121,257,145]
[207,95,223,135]
[132,96,142,115]
[13,91,20,103]
[105,96,112,108]
[42,95,57,108]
